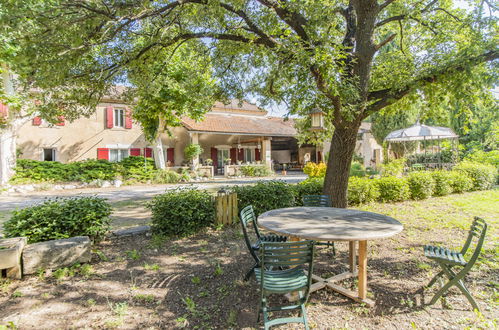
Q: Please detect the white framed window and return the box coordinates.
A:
[114,108,125,128]
[109,149,129,162]
[42,148,56,161]
[244,148,255,162]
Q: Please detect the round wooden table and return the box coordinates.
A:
[258,207,403,306]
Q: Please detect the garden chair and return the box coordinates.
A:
[240,205,287,281]
[423,217,488,311]
[255,240,315,330]
[302,195,335,255]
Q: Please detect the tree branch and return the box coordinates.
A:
[256,0,310,42]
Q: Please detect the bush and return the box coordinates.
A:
[379,158,406,177]
[431,170,454,196]
[68,159,118,182]
[148,188,215,237]
[454,161,497,191]
[448,170,473,193]
[240,164,273,177]
[349,161,366,177]
[303,162,326,178]
[4,196,112,243]
[11,159,70,183]
[294,178,324,205]
[407,171,435,200]
[152,169,182,184]
[375,176,410,202]
[118,156,156,182]
[464,149,499,169]
[233,180,296,216]
[347,177,380,205]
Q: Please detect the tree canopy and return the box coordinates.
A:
[1,0,497,205]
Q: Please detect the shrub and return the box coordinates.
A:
[431,170,454,196]
[4,196,112,243]
[303,162,327,178]
[184,144,204,162]
[68,159,118,182]
[118,156,156,182]
[148,188,215,237]
[464,149,499,169]
[11,159,70,183]
[379,158,406,177]
[454,161,497,191]
[448,170,473,193]
[240,164,273,177]
[375,176,410,202]
[294,178,324,205]
[407,171,435,200]
[152,169,182,184]
[233,180,295,216]
[349,161,366,177]
[347,177,380,205]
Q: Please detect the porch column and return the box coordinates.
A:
[262,137,272,169]
[190,132,200,168]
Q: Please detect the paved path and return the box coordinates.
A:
[0,174,307,211]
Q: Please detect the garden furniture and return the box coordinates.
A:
[302,195,335,255]
[423,217,488,311]
[255,240,315,330]
[258,207,403,306]
[239,205,287,281]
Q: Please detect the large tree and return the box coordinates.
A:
[2,0,497,206]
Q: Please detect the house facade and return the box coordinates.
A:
[17,97,382,173]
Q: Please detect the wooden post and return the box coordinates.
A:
[358,240,367,300]
[215,191,238,225]
[349,241,357,273]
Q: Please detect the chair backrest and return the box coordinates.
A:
[239,205,260,262]
[259,241,315,299]
[460,217,488,268]
[302,195,332,207]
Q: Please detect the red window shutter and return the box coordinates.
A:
[167,148,175,165]
[56,115,65,126]
[0,103,8,118]
[211,147,218,168]
[125,108,133,129]
[255,148,261,161]
[106,105,114,128]
[238,149,244,163]
[97,148,109,160]
[230,148,237,164]
[144,148,153,158]
[129,148,141,156]
[33,116,42,126]
[317,151,323,163]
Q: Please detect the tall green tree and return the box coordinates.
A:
[2,0,497,206]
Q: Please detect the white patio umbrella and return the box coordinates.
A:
[384,122,458,142]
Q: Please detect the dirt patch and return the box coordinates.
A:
[0,223,497,329]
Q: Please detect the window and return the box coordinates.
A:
[244,148,254,163]
[43,148,56,161]
[217,149,229,167]
[114,108,125,128]
[109,149,128,162]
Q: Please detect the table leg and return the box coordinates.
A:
[349,241,357,272]
[358,240,367,300]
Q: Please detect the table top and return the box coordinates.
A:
[258,207,403,241]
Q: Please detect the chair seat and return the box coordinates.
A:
[424,245,467,266]
[254,267,308,293]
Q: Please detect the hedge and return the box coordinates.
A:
[448,170,473,193]
[375,176,410,202]
[453,161,497,191]
[4,196,112,243]
[294,178,324,205]
[431,170,454,196]
[407,171,435,200]
[233,180,296,216]
[348,177,380,204]
[148,188,215,237]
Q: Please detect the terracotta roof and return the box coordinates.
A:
[182,113,297,136]
[212,99,266,113]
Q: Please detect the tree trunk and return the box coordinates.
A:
[0,125,17,185]
[153,136,166,170]
[323,124,361,208]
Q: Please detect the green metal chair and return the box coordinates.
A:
[240,205,287,281]
[424,217,488,311]
[256,240,315,330]
[302,195,335,255]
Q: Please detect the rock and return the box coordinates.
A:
[111,225,151,237]
[22,236,92,275]
[63,184,77,190]
[23,185,35,192]
[53,185,64,190]
[100,180,112,188]
[113,179,123,188]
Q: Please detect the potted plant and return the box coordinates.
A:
[237,160,242,165]
[184,144,204,170]
[205,158,213,166]
[225,158,232,165]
